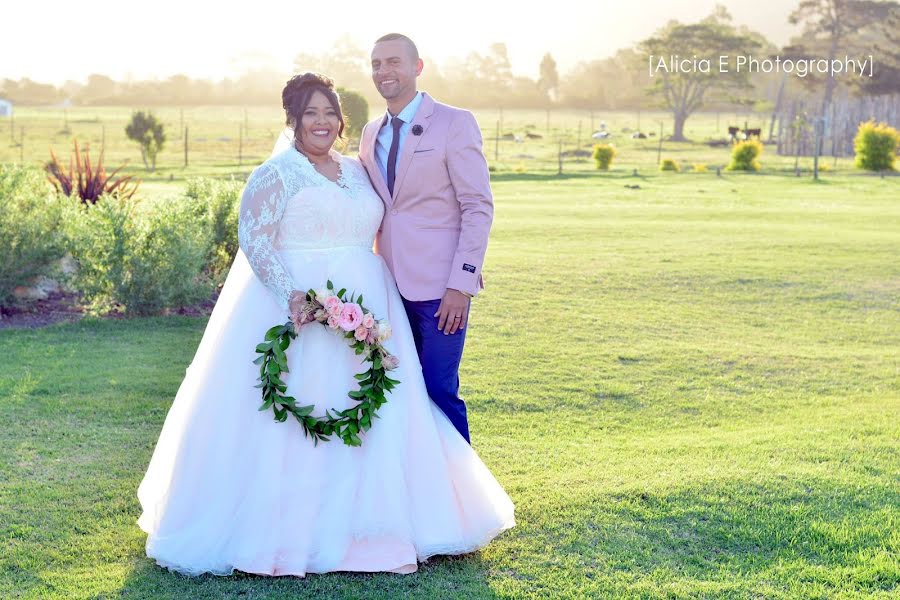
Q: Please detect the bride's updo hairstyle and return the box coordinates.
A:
[282,72,346,143]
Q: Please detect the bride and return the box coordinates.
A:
[136,73,515,577]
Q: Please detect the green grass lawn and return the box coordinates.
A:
[1,170,898,599]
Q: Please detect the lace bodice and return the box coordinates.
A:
[237,148,384,310]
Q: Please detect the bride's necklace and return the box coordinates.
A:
[296,142,341,183]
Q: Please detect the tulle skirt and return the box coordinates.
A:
[137,247,515,576]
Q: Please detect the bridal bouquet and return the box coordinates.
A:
[253,281,400,447]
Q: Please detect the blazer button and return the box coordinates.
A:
[390,209,398,215]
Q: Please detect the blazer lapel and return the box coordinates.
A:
[391,93,435,202]
[363,116,392,205]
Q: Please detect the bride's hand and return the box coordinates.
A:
[288,290,309,331]
[288,290,307,315]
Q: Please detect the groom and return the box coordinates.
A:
[359,33,494,444]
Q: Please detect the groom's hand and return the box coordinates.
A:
[435,289,470,335]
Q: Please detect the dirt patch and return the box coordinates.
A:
[0,291,85,330]
[0,288,221,330]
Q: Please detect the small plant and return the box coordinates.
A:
[125,110,166,171]
[660,158,680,172]
[46,139,139,205]
[592,144,616,170]
[692,163,708,173]
[727,140,762,171]
[854,120,899,172]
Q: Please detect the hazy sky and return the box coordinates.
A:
[6,0,799,84]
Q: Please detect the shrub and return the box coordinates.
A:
[184,177,241,283]
[66,195,212,315]
[660,158,680,172]
[854,120,899,171]
[727,140,762,171]
[46,139,139,204]
[125,111,166,171]
[336,88,369,142]
[0,166,67,308]
[692,163,708,173]
[592,144,616,170]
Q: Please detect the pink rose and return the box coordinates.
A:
[366,329,377,344]
[327,315,340,329]
[338,303,363,332]
[382,354,400,371]
[324,296,343,317]
[362,312,375,329]
[354,325,368,341]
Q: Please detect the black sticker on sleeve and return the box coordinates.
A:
[463,264,476,273]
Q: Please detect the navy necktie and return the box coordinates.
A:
[386,116,404,196]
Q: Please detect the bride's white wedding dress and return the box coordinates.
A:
[137,146,515,577]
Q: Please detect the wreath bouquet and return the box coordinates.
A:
[253,281,400,447]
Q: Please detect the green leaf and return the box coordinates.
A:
[357,294,363,305]
[273,343,287,365]
[337,288,347,298]
[327,280,334,290]
[264,325,281,341]
[255,342,272,353]
[295,405,314,417]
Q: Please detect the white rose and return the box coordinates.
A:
[376,320,392,342]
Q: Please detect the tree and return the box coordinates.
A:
[789,0,893,118]
[126,111,166,171]
[559,49,649,109]
[79,74,117,105]
[538,53,559,103]
[640,10,761,140]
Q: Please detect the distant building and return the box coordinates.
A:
[0,98,11,117]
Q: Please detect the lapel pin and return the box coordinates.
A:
[412,124,423,136]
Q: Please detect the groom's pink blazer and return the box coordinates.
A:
[359,92,494,301]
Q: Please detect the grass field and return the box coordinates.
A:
[0,105,876,197]
[1,162,898,598]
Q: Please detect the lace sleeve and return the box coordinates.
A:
[237,163,296,311]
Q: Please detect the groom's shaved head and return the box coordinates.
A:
[375,33,419,61]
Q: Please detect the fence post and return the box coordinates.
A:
[184,126,189,168]
[656,122,663,166]
[494,120,499,163]
[558,139,563,175]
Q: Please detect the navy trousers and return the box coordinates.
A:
[401,297,471,444]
